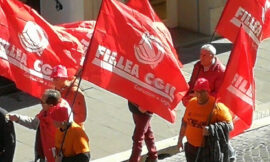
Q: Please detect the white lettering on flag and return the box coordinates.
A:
[0,38,52,81]
[230,6,262,44]
[227,73,253,106]
[92,45,182,102]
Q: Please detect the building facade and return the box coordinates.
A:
[37,0,226,35]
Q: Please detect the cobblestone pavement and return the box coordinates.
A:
[159,124,270,162]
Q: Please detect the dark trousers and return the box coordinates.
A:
[129,113,158,162]
[184,142,210,162]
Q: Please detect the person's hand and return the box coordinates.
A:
[203,126,210,136]
[182,93,195,106]
[177,137,184,151]
[55,153,63,162]
[6,114,19,122]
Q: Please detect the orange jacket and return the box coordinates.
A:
[60,86,87,126]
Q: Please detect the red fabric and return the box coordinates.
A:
[127,0,161,22]
[216,0,268,44]
[0,0,94,98]
[127,0,182,67]
[37,107,57,162]
[130,113,157,162]
[217,27,257,137]
[51,65,68,78]
[262,0,270,40]
[193,77,210,92]
[57,20,96,65]
[82,0,188,123]
[59,87,87,125]
[182,58,225,106]
[58,98,74,123]
[51,106,69,122]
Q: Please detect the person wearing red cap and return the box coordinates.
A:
[182,44,225,106]
[7,89,68,162]
[51,106,90,162]
[177,78,233,162]
[51,65,87,127]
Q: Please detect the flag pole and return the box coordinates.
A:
[209,31,216,43]
[194,99,217,162]
[68,0,105,108]
[57,0,105,156]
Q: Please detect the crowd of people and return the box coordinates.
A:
[2,66,90,162]
[0,44,236,162]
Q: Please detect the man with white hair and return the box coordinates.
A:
[182,44,225,106]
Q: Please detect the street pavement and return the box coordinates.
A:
[159,121,270,162]
[0,29,270,162]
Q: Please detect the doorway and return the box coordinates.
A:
[150,0,178,27]
[150,0,167,20]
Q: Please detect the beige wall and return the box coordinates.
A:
[200,0,227,35]
[40,0,226,35]
[178,0,226,35]
[166,0,178,28]
[208,0,227,35]
[42,0,124,22]
[89,0,102,19]
[40,0,85,25]
[178,0,199,32]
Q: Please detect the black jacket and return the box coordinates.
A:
[0,107,16,162]
[201,122,231,162]
[62,152,90,162]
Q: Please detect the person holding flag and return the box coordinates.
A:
[81,0,189,123]
[177,78,234,162]
[51,65,87,127]
[7,89,73,162]
[182,44,225,106]
[128,101,158,162]
[51,105,90,162]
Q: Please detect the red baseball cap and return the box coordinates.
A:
[51,106,69,122]
[51,65,68,79]
[193,78,210,92]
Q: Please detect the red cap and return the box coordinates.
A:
[51,106,69,122]
[193,78,210,92]
[51,65,68,78]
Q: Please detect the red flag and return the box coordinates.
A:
[56,20,96,65]
[127,0,161,22]
[216,0,270,44]
[82,0,189,123]
[0,0,94,98]
[262,0,270,40]
[217,26,258,137]
[127,0,181,67]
